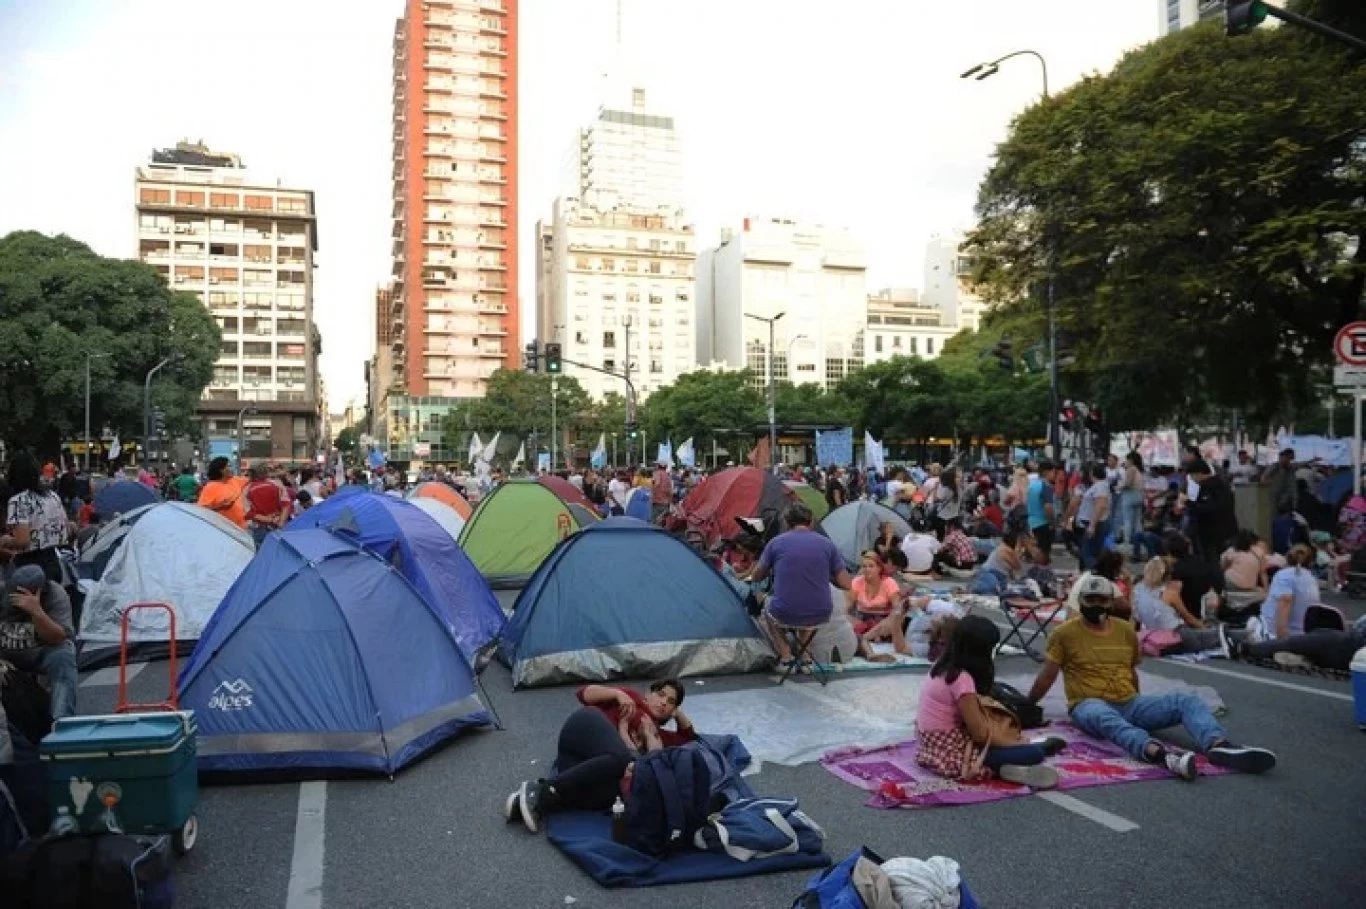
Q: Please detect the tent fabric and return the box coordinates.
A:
[680,467,795,548]
[537,475,596,511]
[285,491,503,661]
[177,530,489,775]
[406,496,466,542]
[76,503,255,669]
[624,488,652,522]
[567,503,602,528]
[93,481,159,518]
[501,516,774,687]
[408,481,472,519]
[819,501,912,570]
[784,482,829,522]
[458,481,580,589]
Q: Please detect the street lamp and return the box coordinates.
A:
[236,404,258,471]
[745,311,786,472]
[622,314,635,465]
[83,351,110,472]
[550,377,559,473]
[961,49,1058,461]
[143,353,180,467]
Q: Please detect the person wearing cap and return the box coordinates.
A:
[0,564,78,722]
[1026,573,1276,781]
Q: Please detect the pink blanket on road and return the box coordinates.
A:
[820,723,1231,809]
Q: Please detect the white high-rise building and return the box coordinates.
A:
[863,288,958,364]
[541,198,696,400]
[1159,0,1282,35]
[576,87,684,213]
[134,141,322,462]
[696,217,868,392]
[922,233,986,333]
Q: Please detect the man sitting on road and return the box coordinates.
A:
[0,564,79,723]
[748,502,852,666]
[1026,575,1276,781]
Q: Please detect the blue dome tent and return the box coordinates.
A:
[93,480,159,518]
[625,487,652,522]
[501,517,774,688]
[286,491,504,662]
[178,530,490,775]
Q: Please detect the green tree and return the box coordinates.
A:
[967,19,1366,430]
[935,329,1051,442]
[640,370,764,453]
[334,426,360,456]
[440,369,593,457]
[0,231,220,457]
[837,357,955,442]
[774,381,854,426]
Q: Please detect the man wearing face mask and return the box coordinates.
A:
[1026,575,1275,781]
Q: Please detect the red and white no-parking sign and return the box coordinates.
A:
[1334,322,1366,366]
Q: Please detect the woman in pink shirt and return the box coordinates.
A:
[915,615,1064,788]
[845,552,902,635]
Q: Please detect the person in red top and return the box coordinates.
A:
[650,464,674,523]
[244,464,288,547]
[505,680,693,833]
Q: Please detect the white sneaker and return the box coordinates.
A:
[1243,616,1266,645]
[998,764,1059,790]
[1273,651,1311,669]
[1164,750,1198,781]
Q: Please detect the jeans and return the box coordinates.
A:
[550,707,635,811]
[250,524,272,548]
[983,743,1046,770]
[2,641,79,720]
[1130,530,1161,563]
[1070,692,1226,761]
[1120,492,1144,546]
[1246,629,1359,670]
[1080,521,1110,570]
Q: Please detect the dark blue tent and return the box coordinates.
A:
[286,491,504,661]
[93,480,159,518]
[501,517,774,687]
[625,488,652,522]
[178,530,489,775]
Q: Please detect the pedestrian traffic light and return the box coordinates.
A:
[545,342,562,375]
[991,338,1013,371]
[625,421,639,440]
[1225,0,1269,36]
[523,342,539,373]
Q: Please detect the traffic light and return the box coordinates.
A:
[152,407,166,435]
[1061,401,1078,426]
[625,421,639,440]
[1055,331,1077,369]
[991,338,1013,371]
[544,342,562,375]
[1085,406,1105,435]
[523,341,539,373]
[1225,0,1269,36]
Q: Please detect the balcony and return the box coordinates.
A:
[477,300,508,314]
[477,260,507,272]
[479,149,506,164]
[478,213,506,228]
[478,234,506,250]
[479,84,506,100]
[479,42,507,58]
[477,346,506,358]
[423,324,454,335]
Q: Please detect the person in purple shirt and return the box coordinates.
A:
[748,502,853,664]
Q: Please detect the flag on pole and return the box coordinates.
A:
[480,431,501,464]
[591,433,607,470]
[334,453,345,488]
[512,442,526,469]
[656,439,673,467]
[108,435,122,461]
[676,437,695,468]
[468,432,483,465]
[863,430,885,474]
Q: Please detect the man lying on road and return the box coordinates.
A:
[1026,575,1277,781]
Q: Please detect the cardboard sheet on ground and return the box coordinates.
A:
[683,671,1226,766]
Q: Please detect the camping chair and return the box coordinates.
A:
[472,640,505,730]
[772,623,831,687]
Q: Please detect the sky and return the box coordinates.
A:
[0,0,1157,411]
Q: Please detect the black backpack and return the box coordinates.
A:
[1,666,53,748]
[3,830,175,909]
[990,682,1045,730]
[621,745,717,857]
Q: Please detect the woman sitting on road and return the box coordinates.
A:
[1133,557,1242,655]
[1246,543,1319,644]
[505,680,693,833]
[846,551,903,635]
[1221,530,1269,596]
[915,615,1064,789]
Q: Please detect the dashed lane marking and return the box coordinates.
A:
[1037,791,1141,832]
[286,782,327,909]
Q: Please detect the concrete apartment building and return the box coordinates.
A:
[134,141,322,462]
[921,233,986,334]
[696,217,868,392]
[863,287,959,364]
[386,0,517,463]
[537,87,696,400]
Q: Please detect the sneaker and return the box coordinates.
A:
[1243,616,1266,645]
[1273,651,1311,669]
[998,764,1059,790]
[1217,624,1238,661]
[1030,736,1067,756]
[1207,744,1277,774]
[1164,749,1198,781]
[504,784,522,823]
[518,780,547,833]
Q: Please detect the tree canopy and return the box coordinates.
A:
[439,368,594,455]
[0,231,220,456]
[639,369,765,452]
[966,12,1366,430]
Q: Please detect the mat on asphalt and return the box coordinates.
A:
[681,671,1226,766]
[821,722,1233,809]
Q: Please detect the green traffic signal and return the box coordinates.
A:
[1225,0,1268,37]
[545,342,562,375]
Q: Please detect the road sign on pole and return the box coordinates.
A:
[1333,321,1366,366]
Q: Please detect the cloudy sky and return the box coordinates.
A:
[0,0,1156,409]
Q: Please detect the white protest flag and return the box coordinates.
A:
[512,441,526,469]
[676,438,695,468]
[864,430,885,474]
[591,433,607,470]
[480,431,501,464]
[468,432,483,465]
[108,435,121,461]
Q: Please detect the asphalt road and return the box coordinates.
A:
[74,595,1365,909]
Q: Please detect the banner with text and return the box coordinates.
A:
[815,427,854,468]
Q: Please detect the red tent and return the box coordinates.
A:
[537,475,596,512]
[680,467,795,548]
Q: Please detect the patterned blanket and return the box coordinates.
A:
[821,722,1232,809]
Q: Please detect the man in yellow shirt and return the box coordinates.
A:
[1027,575,1275,781]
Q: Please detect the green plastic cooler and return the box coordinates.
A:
[41,711,200,854]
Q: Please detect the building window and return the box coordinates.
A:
[244,194,274,211]
[210,192,240,208]
[603,359,615,372]
[139,188,171,204]
[175,190,204,206]
[892,336,901,349]
[927,338,935,355]
[875,335,883,353]
[647,261,661,274]
[909,337,917,355]
[603,331,616,348]
[575,331,588,345]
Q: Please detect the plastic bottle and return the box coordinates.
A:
[611,797,627,842]
[49,806,78,838]
[1351,645,1366,732]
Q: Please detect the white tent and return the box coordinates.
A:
[77,502,255,668]
[407,496,466,543]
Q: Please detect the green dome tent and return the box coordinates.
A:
[784,481,829,522]
[457,480,581,588]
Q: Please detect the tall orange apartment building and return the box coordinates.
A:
[390,0,518,411]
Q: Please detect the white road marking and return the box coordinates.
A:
[79,662,146,688]
[286,782,327,909]
[1156,660,1354,702]
[1037,791,1140,832]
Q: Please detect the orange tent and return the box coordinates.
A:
[408,481,473,519]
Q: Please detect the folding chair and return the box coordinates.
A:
[774,624,831,686]
[997,594,1064,663]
